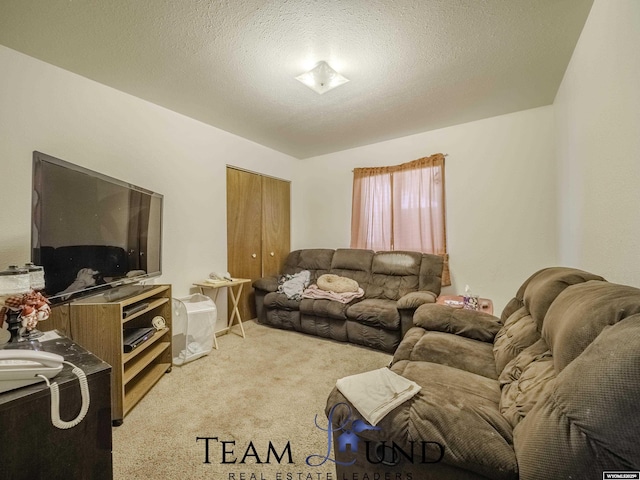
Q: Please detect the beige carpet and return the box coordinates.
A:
[113,321,391,479]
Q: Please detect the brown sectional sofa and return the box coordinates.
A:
[253,248,444,352]
[326,267,640,479]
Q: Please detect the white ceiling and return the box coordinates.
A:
[0,0,594,159]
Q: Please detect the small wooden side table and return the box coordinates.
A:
[436,294,494,315]
[193,278,252,341]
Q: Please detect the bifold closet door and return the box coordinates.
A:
[226,167,290,322]
[261,175,290,278]
[227,168,263,322]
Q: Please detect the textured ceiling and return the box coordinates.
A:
[0,0,594,159]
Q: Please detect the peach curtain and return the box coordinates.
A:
[351,166,393,252]
[351,153,450,285]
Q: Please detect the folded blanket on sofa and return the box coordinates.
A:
[336,367,421,426]
[302,284,364,304]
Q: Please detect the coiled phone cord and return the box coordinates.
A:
[37,361,90,429]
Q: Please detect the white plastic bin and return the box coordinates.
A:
[172,294,217,365]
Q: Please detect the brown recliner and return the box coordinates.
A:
[326,267,640,479]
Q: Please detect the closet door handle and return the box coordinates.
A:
[251,253,257,259]
[269,252,275,257]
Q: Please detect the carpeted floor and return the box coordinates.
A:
[112,320,391,480]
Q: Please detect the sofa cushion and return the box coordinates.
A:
[326,360,516,480]
[413,304,502,342]
[493,307,540,375]
[345,321,402,353]
[393,361,516,480]
[300,314,348,342]
[331,248,374,271]
[282,249,335,283]
[514,315,640,479]
[345,298,400,330]
[265,309,300,330]
[328,250,373,295]
[367,275,420,301]
[522,267,605,330]
[419,253,444,295]
[263,292,301,311]
[500,290,527,324]
[299,298,350,320]
[371,251,422,275]
[397,329,498,379]
[499,339,555,428]
[500,359,555,429]
[285,248,334,271]
[499,338,549,386]
[542,280,640,372]
[392,326,428,363]
[366,251,422,300]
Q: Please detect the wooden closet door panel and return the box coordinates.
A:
[227,167,262,320]
[262,176,291,277]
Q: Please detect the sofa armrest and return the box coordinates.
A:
[413,304,502,343]
[397,290,437,309]
[252,276,279,293]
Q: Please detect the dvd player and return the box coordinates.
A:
[122,302,149,318]
[123,327,156,353]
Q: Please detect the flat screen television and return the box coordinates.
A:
[31,151,163,304]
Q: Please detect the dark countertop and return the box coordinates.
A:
[0,330,111,408]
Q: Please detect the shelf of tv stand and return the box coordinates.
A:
[123,331,171,384]
[124,363,171,417]
[122,297,169,323]
[55,284,173,425]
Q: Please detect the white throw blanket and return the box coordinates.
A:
[336,367,421,426]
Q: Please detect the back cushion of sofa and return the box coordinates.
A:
[419,253,444,295]
[368,251,422,300]
[493,307,540,375]
[499,266,601,324]
[329,249,374,292]
[283,249,335,283]
[514,315,640,479]
[331,248,374,271]
[493,268,604,377]
[372,251,422,276]
[542,280,640,372]
[499,338,556,428]
[522,267,605,331]
[499,267,545,322]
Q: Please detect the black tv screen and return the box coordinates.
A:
[31,151,163,304]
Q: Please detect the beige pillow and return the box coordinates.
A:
[317,274,359,293]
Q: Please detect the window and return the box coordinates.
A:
[350,153,450,284]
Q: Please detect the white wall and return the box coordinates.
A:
[9,0,636,327]
[292,106,558,313]
[555,0,640,287]
[0,45,297,329]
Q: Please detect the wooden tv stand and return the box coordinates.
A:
[47,284,172,425]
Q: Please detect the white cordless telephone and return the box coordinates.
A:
[0,350,90,429]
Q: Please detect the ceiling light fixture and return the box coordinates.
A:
[295,61,349,95]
